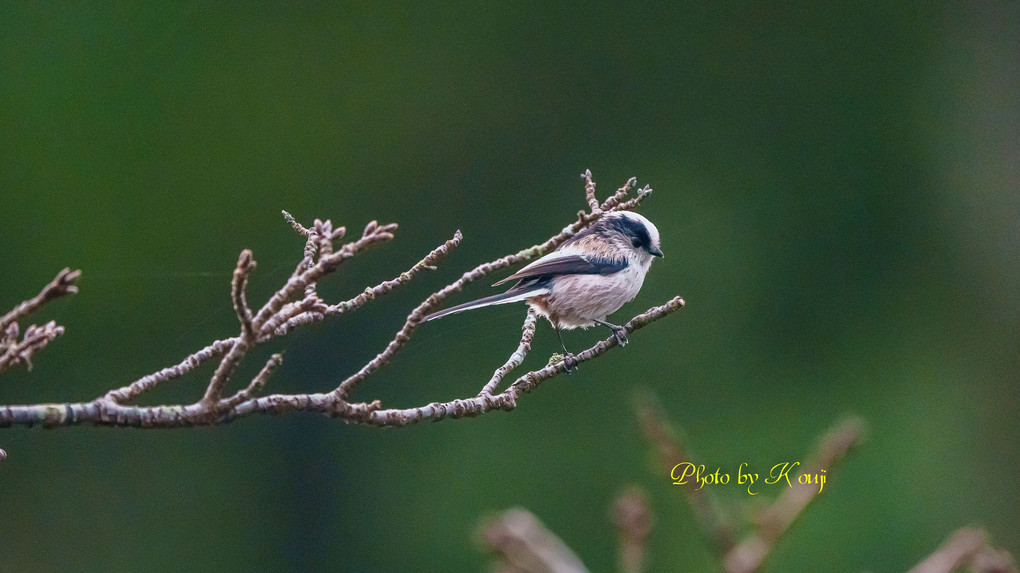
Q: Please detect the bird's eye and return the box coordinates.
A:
[630,228,651,251]
[610,216,652,251]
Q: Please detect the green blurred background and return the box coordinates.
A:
[1,2,1017,571]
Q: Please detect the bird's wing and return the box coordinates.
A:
[492,253,627,286]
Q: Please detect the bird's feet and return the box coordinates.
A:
[611,325,629,347]
[595,319,629,347]
[563,353,579,372]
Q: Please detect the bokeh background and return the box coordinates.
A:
[1,2,1017,571]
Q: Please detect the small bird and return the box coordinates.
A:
[424,210,662,354]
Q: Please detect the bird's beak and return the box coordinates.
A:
[650,246,664,258]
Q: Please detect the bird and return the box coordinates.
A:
[424,210,662,355]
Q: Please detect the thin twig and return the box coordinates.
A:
[600,177,637,212]
[251,220,395,332]
[479,307,538,396]
[334,171,653,400]
[0,268,81,374]
[199,250,260,407]
[0,295,683,428]
[325,230,463,318]
[0,321,66,373]
[222,353,284,409]
[582,169,601,214]
[201,339,249,406]
[1,173,681,430]
[281,210,310,236]
[338,296,685,427]
[614,186,653,213]
[103,338,236,403]
[0,268,80,331]
[232,249,257,343]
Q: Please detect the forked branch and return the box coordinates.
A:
[0,267,80,374]
[0,172,684,430]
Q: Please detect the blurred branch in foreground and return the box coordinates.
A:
[479,487,653,573]
[481,403,1016,572]
[908,527,1018,573]
[612,487,653,573]
[480,508,589,573]
[721,416,864,573]
[638,396,866,573]
[0,172,683,432]
[636,392,736,553]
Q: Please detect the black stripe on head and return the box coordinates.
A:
[608,215,653,253]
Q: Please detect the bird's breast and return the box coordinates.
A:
[533,265,647,329]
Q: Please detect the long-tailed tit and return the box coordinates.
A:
[424,210,662,353]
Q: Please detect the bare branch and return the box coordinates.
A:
[479,307,538,396]
[232,249,257,343]
[0,267,80,331]
[613,185,653,213]
[103,227,460,406]
[281,209,310,236]
[334,171,653,400]
[1,172,682,430]
[581,169,601,214]
[0,297,683,428]
[600,176,638,212]
[194,249,261,408]
[222,353,284,409]
[0,268,81,374]
[324,230,463,319]
[103,338,235,403]
[333,296,685,427]
[201,338,250,407]
[0,321,66,373]
[251,219,395,332]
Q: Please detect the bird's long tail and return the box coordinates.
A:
[423,285,550,322]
